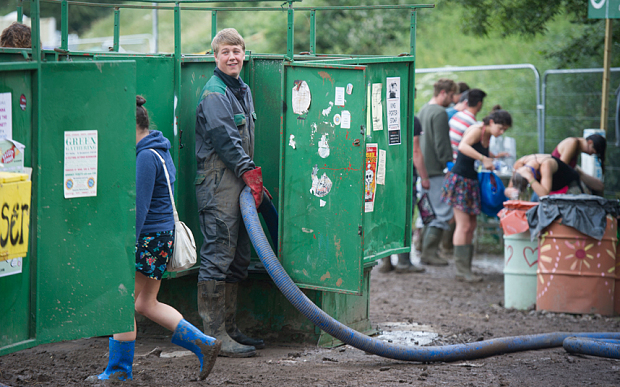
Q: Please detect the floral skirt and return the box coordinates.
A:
[135,230,174,280]
[441,172,481,215]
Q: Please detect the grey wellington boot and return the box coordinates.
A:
[454,244,482,283]
[440,222,456,259]
[225,282,265,349]
[378,256,394,273]
[197,280,256,358]
[394,253,425,273]
[420,226,449,266]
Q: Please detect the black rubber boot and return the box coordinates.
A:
[454,244,482,282]
[197,280,256,358]
[378,256,394,273]
[420,226,449,266]
[394,253,425,273]
[225,282,265,349]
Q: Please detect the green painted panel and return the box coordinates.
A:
[36,61,136,344]
[281,63,366,295]
[249,57,284,254]
[305,58,415,263]
[361,61,413,261]
[0,70,33,351]
[178,59,217,260]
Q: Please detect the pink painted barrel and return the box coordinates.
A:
[536,215,617,316]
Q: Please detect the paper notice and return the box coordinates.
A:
[377,149,386,185]
[341,110,351,129]
[386,77,401,145]
[292,80,311,114]
[366,83,371,137]
[335,87,345,106]
[0,92,12,139]
[371,83,383,131]
[364,143,378,213]
[64,130,98,199]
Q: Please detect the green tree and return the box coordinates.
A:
[445,0,619,68]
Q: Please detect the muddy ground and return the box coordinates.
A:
[2,252,620,387]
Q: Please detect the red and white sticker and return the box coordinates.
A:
[19,94,26,111]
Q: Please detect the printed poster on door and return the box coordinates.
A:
[365,143,378,213]
[386,77,401,145]
[64,130,98,198]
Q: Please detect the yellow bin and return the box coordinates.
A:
[0,172,31,261]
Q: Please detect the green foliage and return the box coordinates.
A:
[445,0,620,69]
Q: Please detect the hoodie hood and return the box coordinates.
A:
[136,130,171,154]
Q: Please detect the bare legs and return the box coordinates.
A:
[453,208,477,246]
[113,272,183,341]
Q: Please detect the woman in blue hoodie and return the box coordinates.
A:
[92,96,221,382]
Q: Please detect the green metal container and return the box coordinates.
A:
[503,232,538,310]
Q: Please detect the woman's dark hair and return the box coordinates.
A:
[511,170,529,193]
[587,134,606,170]
[136,95,149,130]
[482,104,512,127]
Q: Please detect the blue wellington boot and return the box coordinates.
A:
[87,338,134,382]
[171,318,222,380]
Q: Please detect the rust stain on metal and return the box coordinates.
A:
[318,71,334,86]
[320,271,331,281]
[336,278,343,287]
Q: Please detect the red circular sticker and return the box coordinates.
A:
[19,94,26,111]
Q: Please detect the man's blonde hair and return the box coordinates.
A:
[211,28,245,55]
[433,78,457,97]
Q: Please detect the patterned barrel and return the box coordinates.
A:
[503,232,538,310]
[537,215,617,316]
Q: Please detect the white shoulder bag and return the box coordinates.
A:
[149,149,197,272]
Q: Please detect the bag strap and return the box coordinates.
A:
[148,149,180,223]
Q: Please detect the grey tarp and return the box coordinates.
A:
[526,194,620,241]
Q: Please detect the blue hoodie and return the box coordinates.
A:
[136,130,176,241]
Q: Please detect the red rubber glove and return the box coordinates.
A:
[242,167,264,208]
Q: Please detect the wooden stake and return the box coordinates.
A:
[601,18,613,132]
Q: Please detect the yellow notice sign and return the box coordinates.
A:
[0,173,31,261]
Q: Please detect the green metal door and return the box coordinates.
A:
[280,63,366,295]
[34,61,136,344]
[0,69,34,352]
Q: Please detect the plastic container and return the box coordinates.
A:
[537,215,617,316]
[500,201,539,310]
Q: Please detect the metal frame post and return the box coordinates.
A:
[152,3,158,52]
[287,1,294,60]
[61,0,69,50]
[309,9,316,55]
[17,0,24,23]
[409,9,416,56]
[113,7,120,52]
[211,10,217,42]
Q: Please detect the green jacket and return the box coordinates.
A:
[418,103,452,177]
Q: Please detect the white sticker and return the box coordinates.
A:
[292,80,312,114]
[346,83,353,95]
[335,87,345,106]
[0,257,22,278]
[310,165,332,198]
[341,110,351,129]
[0,92,13,140]
[64,130,98,198]
[333,114,341,126]
[318,134,330,158]
[371,83,383,131]
[289,134,296,149]
[321,101,333,116]
[377,149,386,185]
[320,199,326,207]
